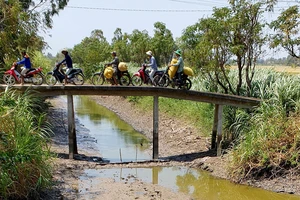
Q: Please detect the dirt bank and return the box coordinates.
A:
[45,96,300,199]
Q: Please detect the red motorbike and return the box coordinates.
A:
[131,64,164,86]
[2,64,44,86]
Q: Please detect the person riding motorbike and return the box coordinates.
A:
[145,50,157,85]
[169,49,184,86]
[56,49,73,85]
[105,51,120,85]
[14,50,32,85]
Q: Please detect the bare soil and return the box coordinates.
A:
[44,96,300,199]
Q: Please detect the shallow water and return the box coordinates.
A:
[74,96,151,163]
[73,96,300,200]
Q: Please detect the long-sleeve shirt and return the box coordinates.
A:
[17,55,31,69]
[58,54,73,68]
[109,56,120,69]
[146,56,158,71]
[172,57,184,73]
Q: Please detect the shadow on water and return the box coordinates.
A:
[77,167,299,200]
[71,96,300,200]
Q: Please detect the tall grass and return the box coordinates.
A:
[0,88,52,199]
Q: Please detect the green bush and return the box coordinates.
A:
[0,89,52,199]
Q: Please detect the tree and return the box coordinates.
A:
[269,5,300,59]
[111,28,131,62]
[128,29,151,65]
[0,0,69,68]
[151,22,175,66]
[72,29,110,78]
[181,0,266,96]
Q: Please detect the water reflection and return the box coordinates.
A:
[73,96,151,163]
[80,167,300,200]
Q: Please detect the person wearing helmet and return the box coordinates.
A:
[145,50,157,85]
[106,51,120,85]
[169,49,184,85]
[14,50,32,85]
[57,49,73,84]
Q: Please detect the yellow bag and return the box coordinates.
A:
[118,62,128,72]
[168,66,178,79]
[168,58,178,79]
[183,67,194,76]
[171,58,178,65]
[104,66,113,79]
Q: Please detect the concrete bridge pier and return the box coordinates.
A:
[153,96,159,160]
[67,95,78,159]
[211,104,223,156]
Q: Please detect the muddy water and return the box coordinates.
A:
[74,96,151,163]
[73,96,299,200]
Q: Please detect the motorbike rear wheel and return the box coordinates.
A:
[182,78,192,90]
[45,73,57,86]
[3,74,16,86]
[73,74,84,85]
[32,73,44,85]
[131,75,142,86]
[119,73,131,86]
[91,73,105,85]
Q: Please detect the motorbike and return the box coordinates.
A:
[91,64,131,86]
[45,65,85,85]
[131,64,164,86]
[2,64,44,86]
[154,65,192,90]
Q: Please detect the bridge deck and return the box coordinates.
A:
[0,85,261,108]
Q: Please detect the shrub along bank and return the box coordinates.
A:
[0,89,52,199]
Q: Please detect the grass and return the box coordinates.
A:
[0,89,53,199]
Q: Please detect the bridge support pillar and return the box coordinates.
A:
[153,96,159,160]
[67,95,78,159]
[211,104,223,156]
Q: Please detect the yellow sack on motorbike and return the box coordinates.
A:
[168,66,178,79]
[171,58,177,65]
[104,66,113,79]
[168,58,178,79]
[118,62,128,72]
[183,66,194,76]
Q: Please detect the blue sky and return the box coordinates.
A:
[42,0,294,57]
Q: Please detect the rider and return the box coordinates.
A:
[145,50,157,85]
[169,49,184,85]
[106,51,120,85]
[14,50,32,85]
[56,49,73,84]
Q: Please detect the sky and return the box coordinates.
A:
[42,0,296,57]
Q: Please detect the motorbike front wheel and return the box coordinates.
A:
[3,74,16,86]
[32,73,44,85]
[119,73,131,86]
[73,74,84,85]
[45,73,57,86]
[154,74,169,87]
[131,75,142,86]
[91,73,105,85]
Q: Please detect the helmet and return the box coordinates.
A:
[111,51,117,55]
[174,49,182,56]
[146,51,152,56]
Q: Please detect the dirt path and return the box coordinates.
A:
[44,96,300,199]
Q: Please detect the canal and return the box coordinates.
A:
[72,96,299,200]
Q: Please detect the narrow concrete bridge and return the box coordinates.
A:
[0,85,261,160]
